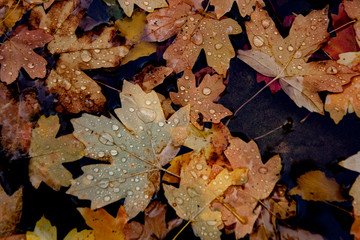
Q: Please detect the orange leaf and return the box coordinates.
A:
[170,70,232,129]
[211,0,265,18]
[344,0,360,46]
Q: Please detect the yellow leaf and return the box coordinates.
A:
[121,41,157,64]
[26,216,56,240]
[63,229,95,240]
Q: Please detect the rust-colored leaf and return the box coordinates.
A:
[117,0,168,17]
[211,0,265,18]
[0,186,22,238]
[132,65,173,93]
[170,70,232,129]
[0,25,53,84]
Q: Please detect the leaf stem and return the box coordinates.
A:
[172,219,192,240]
[216,197,247,224]
[329,20,356,34]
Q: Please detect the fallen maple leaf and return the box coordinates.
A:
[115,10,157,64]
[210,0,265,18]
[323,3,360,60]
[212,138,282,239]
[0,186,22,238]
[132,65,173,93]
[164,149,247,240]
[29,115,85,190]
[26,216,94,240]
[117,0,168,17]
[238,5,357,113]
[0,83,40,160]
[0,25,53,84]
[142,0,242,75]
[78,206,127,240]
[67,81,190,219]
[170,70,232,129]
[325,76,360,123]
[126,201,183,240]
[289,170,346,202]
[344,0,360,47]
[30,1,132,113]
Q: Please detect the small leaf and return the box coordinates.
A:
[29,115,85,190]
[170,70,232,129]
[289,171,346,202]
[26,216,57,240]
[0,186,22,238]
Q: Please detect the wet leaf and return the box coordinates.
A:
[164,149,248,240]
[0,83,40,160]
[117,0,168,17]
[126,201,182,240]
[212,138,282,239]
[78,206,126,240]
[344,0,360,47]
[210,0,265,18]
[0,25,53,84]
[142,0,242,75]
[30,1,132,113]
[115,10,157,64]
[350,177,360,217]
[289,170,346,202]
[170,70,232,129]
[0,186,22,238]
[238,5,356,113]
[339,151,360,172]
[29,115,85,190]
[67,81,190,219]
[132,65,173,93]
[323,3,360,60]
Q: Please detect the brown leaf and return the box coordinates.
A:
[127,201,182,240]
[170,70,232,129]
[132,65,173,93]
[142,0,242,75]
[0,83,40,159]
[238,5,357,113]
[0,186,22,238]
[344,0,360,46]
[0,25,53,84]
[118,0,168,17]
[30,1,132,113]
[0,235,26,240]
[289,170,346,202]
[211,0,265,18]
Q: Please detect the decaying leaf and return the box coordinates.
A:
[211,0,265,18]
[0,186,22,238]
[142,0,242,75]
[26,216,94,240]
[0,83,40,160]
[78,206,126,240]
[30,0,131,113]
[344,0,360,46]
[117,0,168,17]
[170,70,232,129]
[323,3,360,60]
[164,149,247,240]
[116,10,157,64]
[126,201,183,240]
[132,65,173,93]
[289,170,346,202]
[0,25,53,84]
[29,115,85,190]
[67,81,190,219]
[212,138,282,239]
[238,5,356,113]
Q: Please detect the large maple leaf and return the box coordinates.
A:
[29,115,85,191]
[142,0,242,75]
[164,149,247,240]
[30,0,132,113]
[170,70,232,129]
[210,0,265,18]
[0,25,53,84]
[67,81,190,219]
[237,5,357,113]
[0,83,40,160]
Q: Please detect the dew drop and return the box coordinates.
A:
[287,45,294,52]
[63,80,72,90]
[191,31,203,45]
[137,108,157,123]
[127,190,133,196]
[80,50,92,62]
[258,167,268,174]
[187,187,200,197]
[158,122,164,127]
[253,36,264,47]
[174,18,186,27]
[326,66,338,74]
[145,100,151,105]
[294,51,302,59]
[94,49,100,53]
[209,109,215,114]
[180,86,186,91]
[196,164,203,170]
[215,43,223,50]
[75,70,81,75]
[99,133,114,145]
[110,150,118,156]
[121,158,127,162]
[93,168,99,173]
[207,220,217,226]
[86,175,94,180]
[124,1,130,6]
[114,188,120,192]
[112,124,119,131]
[310,25,317,30]
[104,196,111,202]
[129,107,135,112]
[202,87,212,95]
[175,197,184,205]
[262,19,270,28]
[99,179,110,188]
[27,63,35,69]
[0,55,3,60]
